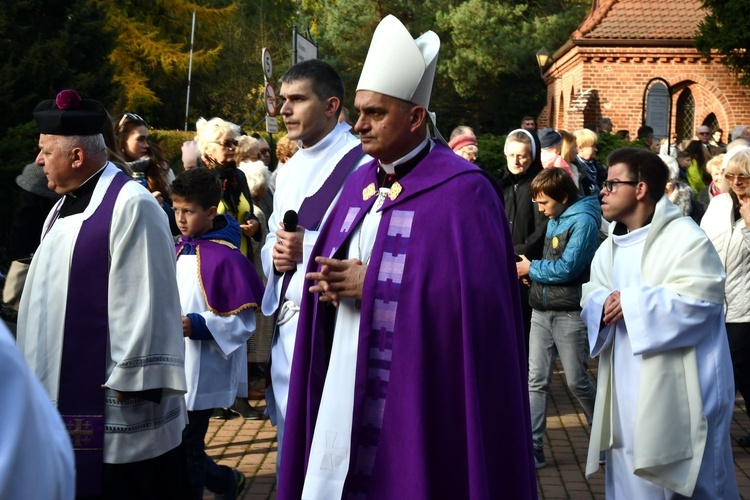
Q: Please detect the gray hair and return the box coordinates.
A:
[731,125,749,141]
[236,135,261,162]
[240,161,270,198]
[57,134,107,159]
[194,117,241,155]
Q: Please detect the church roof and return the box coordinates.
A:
[572,0,707,41]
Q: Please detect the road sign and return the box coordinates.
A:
[262,47,273,80]
[264,82,277,117]
[266,116,278,134]
[294,31,318,64]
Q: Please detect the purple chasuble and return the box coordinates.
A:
[279,144,537,499]
[176,238,264,315]
[59,172,129,497]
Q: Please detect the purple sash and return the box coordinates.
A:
[278,143,363,302]
[175,238,265,314]
[59,172,129,497]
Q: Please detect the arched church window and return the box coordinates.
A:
[676,89,695,141]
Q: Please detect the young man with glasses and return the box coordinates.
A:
[582,147,737,497]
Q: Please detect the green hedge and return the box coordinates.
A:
[595,132,649,162]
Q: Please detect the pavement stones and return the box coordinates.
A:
[204,359,750,499]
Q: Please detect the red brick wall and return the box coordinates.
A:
[539,45,750,139]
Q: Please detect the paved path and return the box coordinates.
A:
[205,360,750,499]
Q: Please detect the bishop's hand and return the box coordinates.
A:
[307,257,366,308]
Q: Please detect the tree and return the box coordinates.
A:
[189,0,298,129]
[0,0,115,136]
[300,0,588,135]
[696,0,750,86]
[97,0,235,126]
[435,0,588,133]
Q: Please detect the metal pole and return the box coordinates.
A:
[184,10,197,131]
[292,25,297,66]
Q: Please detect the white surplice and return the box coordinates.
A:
[582,219,738,498]
[260,122,368,462]
[0,321,75,500]
[17,163,188,464]
[176,254,256,411]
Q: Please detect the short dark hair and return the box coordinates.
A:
[171,168,222,209]
[636,125,653,139]
[530,167,579,206]
[521,116,535,123]
[606,147,668,203]
[280,59,344,117]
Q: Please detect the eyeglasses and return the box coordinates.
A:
[697,132,710,136]
[259,148,271,154]
[212,139,239,149]
[506,154,529,162]
[117,112,148,130]
[725,173,750,182]
[603,180,639,192]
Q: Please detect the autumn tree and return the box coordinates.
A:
[100,0,235,126]
[190,0,298,129]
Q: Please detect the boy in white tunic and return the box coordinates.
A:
[581,148,738,498]
[172,168,265,500]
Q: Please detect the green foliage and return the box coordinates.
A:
[0,0,115,135]
[476,134,508,178]
[435,0,589,133]
[301,0,589,135]
[150,129,195,171]
[99,0,231,125]
[595,132,649,163]
[696,0,750,86]
[0,121,37,259]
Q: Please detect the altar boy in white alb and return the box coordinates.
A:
[581,148,738,498]
[172,168,265,499]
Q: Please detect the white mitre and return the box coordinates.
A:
[356,15,440,111]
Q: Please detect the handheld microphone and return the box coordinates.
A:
[283,210,298,233]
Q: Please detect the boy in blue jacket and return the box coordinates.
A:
[516,167,600,469]
[172,168,265,499]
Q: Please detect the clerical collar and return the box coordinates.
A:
[59,165,107,218]
[377,139,431,188]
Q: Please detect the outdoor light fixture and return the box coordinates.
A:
[536,47,550,76]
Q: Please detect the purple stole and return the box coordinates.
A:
[278,143,363,304]
[175,238,265,314]
[59,172,129,497]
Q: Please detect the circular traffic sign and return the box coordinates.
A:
[262,48,273,80]
[264,82,277,117]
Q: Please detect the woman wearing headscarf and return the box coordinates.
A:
[500,128,549,352]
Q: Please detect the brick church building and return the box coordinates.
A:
[538,0,750,141]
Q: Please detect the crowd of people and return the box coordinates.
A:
[3,12,750,500]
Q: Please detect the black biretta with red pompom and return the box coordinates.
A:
[33,89,107,136]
